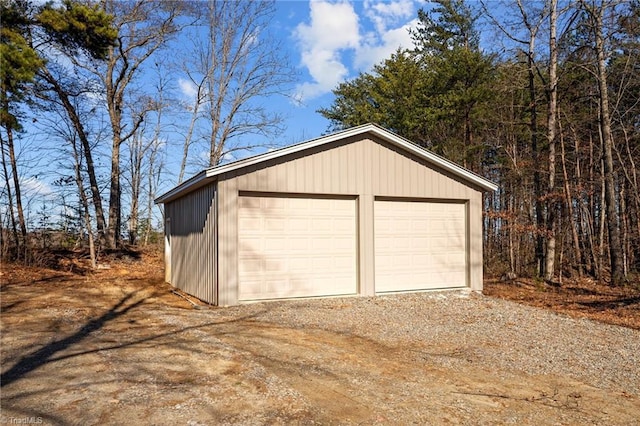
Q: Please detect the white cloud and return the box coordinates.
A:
[178,78,198,101]
[354,18,417,71]
[293,0,360,102]
[292,0,418,102]
[364,0,415,34]
[21,176,54,199]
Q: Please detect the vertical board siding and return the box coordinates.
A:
[212,136,485,305]
[167,184,216,304]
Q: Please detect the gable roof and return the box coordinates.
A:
[155,123,498,204]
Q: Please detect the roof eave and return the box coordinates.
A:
[154,170,209,204]
[155,123,498,203]
[371,127,498,192]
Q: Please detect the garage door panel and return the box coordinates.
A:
[375,200,467,292]
[238,195,357,301]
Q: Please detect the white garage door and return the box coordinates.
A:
[238,195,357,301]
[375,200,467,292]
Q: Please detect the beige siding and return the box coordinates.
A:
[166,184,217,304]
[216,136,485,305]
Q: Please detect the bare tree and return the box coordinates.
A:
[123,59,171,245]
[0,133,19,251]
[0,126,27,257]
[177,0,296,173]
[483,0,547,276]
[37,66,108,245]
[95,0,183,248]
[580,0,626,284]
[35,95,102,267]
[544,0,559,281]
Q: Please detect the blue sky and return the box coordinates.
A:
[226,0,420,144]
[8,0,439,226]
[164,0,425,178]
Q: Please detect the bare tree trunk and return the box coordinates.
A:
[39,68,108,245]
[598,160,606,281]
[544,0,558,281]
[144,139,163,246]
[588,1,625,284]
[559,116,583,276]
[70,135,97,268]
[0,134,19,251]
[178,80,204,184]
[128,133,141,246]
[620,184,628,276]
[107,130,122,248]
[528,43,544,277]
[99,0,182,248]
[5,126,27,258]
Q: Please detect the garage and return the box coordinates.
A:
[237,194,357,301]
[156,123,497,306]
[374,199,467,292]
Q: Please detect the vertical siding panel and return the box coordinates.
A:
[339,144,348,193]
[323,150,332,193]
[303,153,311,192]
[359,193,375,296]
[371,142,378,193]
[396,149,405,195]
[267,163,280,191]
[373,144,389,195]
[236,172,245,191]
[358,140,367,193]
[387,146,396,195]
[218,179,231,305]
[254,168,265,192]
[352,141,359,192]
[227,178,239,304]
[296,155,304,192]
[286,157,295,192]
[166,183,216,304]
[410,161,419,196]
[331,147,341,193]
[315,151,324,193]
[469,193,482,291]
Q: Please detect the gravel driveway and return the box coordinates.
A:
[1,273,639,425]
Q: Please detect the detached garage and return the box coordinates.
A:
[155,124,497,306]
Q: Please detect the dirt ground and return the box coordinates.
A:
[1,251,639,425]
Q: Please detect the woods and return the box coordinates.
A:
[1,0,638,284]
[321,0,639,284]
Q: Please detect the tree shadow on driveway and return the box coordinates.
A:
[1,291,145,387]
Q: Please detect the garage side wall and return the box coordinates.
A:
[165,184,217,304]
[217,136,484,305]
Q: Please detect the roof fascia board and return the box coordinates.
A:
[205,123,497,192]
[372,127,499,192]
[156,123,497,203]
[204,124,374,179]
[154,170,207,204]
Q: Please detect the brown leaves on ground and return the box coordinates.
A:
[0,246,190,313]
[3,247,639,331]
[484,276,640,330]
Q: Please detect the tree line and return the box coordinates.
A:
[1,0,294,266]
[1,0,638,285]
[321,0,639,285]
